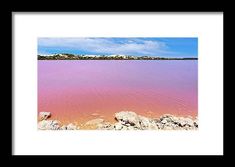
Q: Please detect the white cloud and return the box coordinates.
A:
[38,38,170,56]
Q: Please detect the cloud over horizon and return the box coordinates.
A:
[38,37,198,57]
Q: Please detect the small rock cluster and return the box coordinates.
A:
[38,112,79,130]
[98,111,198,130]
[154,114,198,130]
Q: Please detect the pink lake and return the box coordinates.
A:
[38,60,198,124]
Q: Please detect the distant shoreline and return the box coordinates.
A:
[38,54,198,60]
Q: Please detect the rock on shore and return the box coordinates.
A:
[38,120,61,130]
[38,111,198,130]
[39,111,51,121]
[38,112,79,130]
[98,111,198,130]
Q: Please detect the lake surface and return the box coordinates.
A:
[38,60,198,124]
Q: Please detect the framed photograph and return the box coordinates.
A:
[12,12,223,155]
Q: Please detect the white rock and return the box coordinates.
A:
[184,118,194,127]
[139,116,156,129]
[114,122,123,130]
[156,122,164,129]
[171,116,179,123]
[66,123,77,130]
[115,111,139,126]
[39,112,51,120]
[38,120,60,130]
[177,118,187,126]
[161,119,168,124]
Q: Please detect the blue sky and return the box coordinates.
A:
[38,37,198,58]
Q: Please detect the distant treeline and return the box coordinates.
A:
[38,54,198,60]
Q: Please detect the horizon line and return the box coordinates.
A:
[37,53,198,58]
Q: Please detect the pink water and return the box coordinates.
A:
[38,60,198,124]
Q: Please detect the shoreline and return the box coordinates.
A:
[38,111,198,130]
[38,54,198,60]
